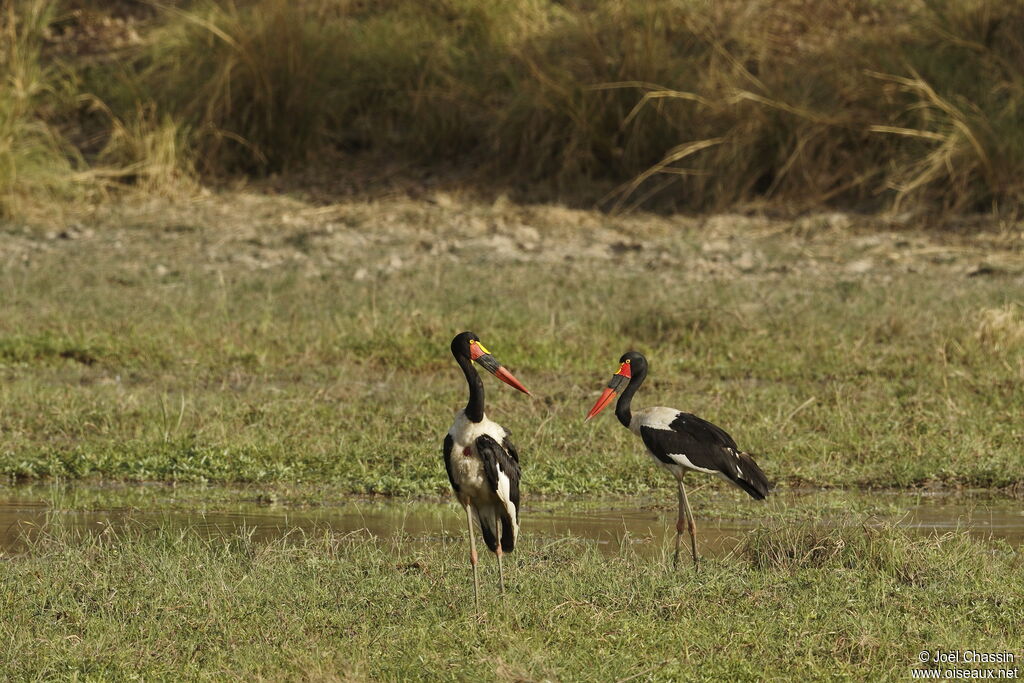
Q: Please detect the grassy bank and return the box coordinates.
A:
[2,197,1022,493]
[6,0,1024,217]
[1,518,1020,679]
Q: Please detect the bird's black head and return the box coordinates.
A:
[449,331,531,395]
[587,350,647,420]
[618,350,647,372]
[451,331,479,359]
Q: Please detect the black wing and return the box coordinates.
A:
[640,412,770,500]
[501,429,520,464]
[476,433,522,552]
[443,433,458,494]
[639,412,737,467]
[477,434,521,514]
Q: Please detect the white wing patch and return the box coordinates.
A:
[661,452,719,474]
[630,406,681,434]
[493,463,519,536]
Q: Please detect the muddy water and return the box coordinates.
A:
[1,487,1021,557]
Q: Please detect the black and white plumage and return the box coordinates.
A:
[445,331,530,609]
[633,407,770,501]
[587,351,770,567]
[444,418,521,554]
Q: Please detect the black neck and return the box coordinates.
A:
[616,364,645,428]
[456,352,485,423]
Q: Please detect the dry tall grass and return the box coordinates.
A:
[8,0,1024,217]
[0,2,80,217]
[975,304,1024,352]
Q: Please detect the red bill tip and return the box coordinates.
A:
[586,387,617,420]
[495,365,531,396]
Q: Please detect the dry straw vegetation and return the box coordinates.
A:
[1,2,82,215]
[976,304,1024,351]
[4,0,1024,218]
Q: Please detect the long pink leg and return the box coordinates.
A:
[495,512,506,600]
[673,506,685,567]
[465,504,480,612]
[677,480,699,570]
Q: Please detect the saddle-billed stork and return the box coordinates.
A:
[586,351,770,568]
[444,331,531,610]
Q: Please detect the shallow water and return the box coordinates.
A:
[1,486,1021,557]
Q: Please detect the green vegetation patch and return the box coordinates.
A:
[2,222,1022,493]
[1,518,1019,679]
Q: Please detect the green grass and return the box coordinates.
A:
[1,205,1022,493]
[1,517,1020,679]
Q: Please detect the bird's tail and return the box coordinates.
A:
[729,452,771,500]
[476,504,519,553]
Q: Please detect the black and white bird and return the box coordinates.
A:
[586,351,770,568]
[444,331,531,610]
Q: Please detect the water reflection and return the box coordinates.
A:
[2,487,1021,557]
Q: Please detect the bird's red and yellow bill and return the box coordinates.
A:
[469,340,532,395]
[586,360,631,420]
[468,340,490,361]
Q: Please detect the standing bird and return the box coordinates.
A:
[586,351,770,568]
[445,331,531,610]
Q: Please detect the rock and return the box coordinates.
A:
[852,234,886,249]
[824,212,853,231]
[513,225,540,251]
[704,214,765,233]
[58,223,89,240]
[734,250,758,272]
[967,263,998,277]
[845,258,874,274]
[465,216,488,236]
[430,192,456,209]
[701,239,732,255]
[610,240,643,254]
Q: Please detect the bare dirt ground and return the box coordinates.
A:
[4,192,1024,282]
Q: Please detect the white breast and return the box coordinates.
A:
[447,410,509,501]
[449,410,508,449]
[629,406,681,434]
